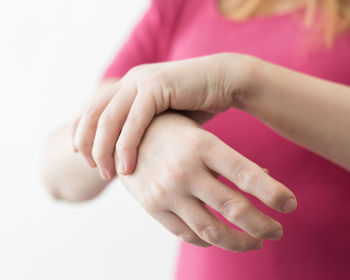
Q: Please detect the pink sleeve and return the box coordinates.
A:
[102,0,181,80]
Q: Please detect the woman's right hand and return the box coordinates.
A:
[117,112,297,252]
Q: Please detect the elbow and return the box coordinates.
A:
[40,151,96,203]
[40,173,64,201]
[46,184,63,201]
[40,162,64,201]
[41,175,93,203]
[40,164,105,202]
[43,182,97,202]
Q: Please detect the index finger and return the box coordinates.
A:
[202,134,297,213]
[115,87,157,175]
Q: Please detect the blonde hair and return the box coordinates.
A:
[221,0,350,46]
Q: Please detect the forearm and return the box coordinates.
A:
[41,123,109,202]
[40,79,119,201]
[41,111,189,202]
[235,57,350,170]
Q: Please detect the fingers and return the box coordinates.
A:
[192,175,283,241]
[151,211,211,247]
[73,85,118,167]
[92,84,136,180]
[173,197,262,252]
[71,117,80,152]
[116,89,156,175]
[202,135,297,213]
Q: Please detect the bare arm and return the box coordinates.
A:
[41,78,298,251]
[72,53,350,178]
[40,79,118,201]
[235,57,350,171]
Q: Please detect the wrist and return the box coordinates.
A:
[225,53,264,112]
[145,110,200,135]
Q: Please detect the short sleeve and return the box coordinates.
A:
[102,0,182,80]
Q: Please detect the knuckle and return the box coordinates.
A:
[126,109,144,127]
[129,64,145,74]
[177,232,199,244]
[188,136,204,151]
[141,200,158,213]
[184,130,207,151]
[151,183,168,201]
[161,83,175,97]
[92,148,105,164]
[164,162,188,183]
[143,202,160,214]
[198,224,223,244]
[149,71,167,84]
[219,198,251,222]
[116,142,133,154]
[82,109,99,126]
[138,73,169,95]
[97,111,114,129]
[125,65,144,79]
[139,183,168,211]
[233,163,257,187]
[127,65,152,83]
[138,194,156,213]
[233,163,250,184]
[74,138,89,154]
[149,83,174,113]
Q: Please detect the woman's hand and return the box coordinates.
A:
[118,112,297,252]
[73,53,253,179]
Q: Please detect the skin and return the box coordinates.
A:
[45,53,350,251]
[41,76,298,252]
[72,0,313,179]
[73,53,248,178]
[42,80,117,201]
[41,0,350,252]
[73,53,350,179]
[237,58,350,171]
[118,111,298,251]
[42,105,298,252]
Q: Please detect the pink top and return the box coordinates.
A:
[103,0,350,279]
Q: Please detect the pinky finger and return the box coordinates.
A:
[151,211,211,248]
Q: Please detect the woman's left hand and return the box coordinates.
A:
[73,53,254,179]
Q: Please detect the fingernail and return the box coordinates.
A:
[117,161,126,174]
[272,227,283,240]
[99,169,110,180]
[87,158,95,167]
[282,198,297,212]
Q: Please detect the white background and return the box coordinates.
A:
[0,1,178,279]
